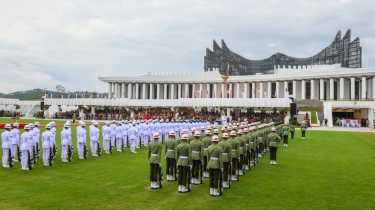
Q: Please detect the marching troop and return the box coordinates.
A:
[1,119,308,197]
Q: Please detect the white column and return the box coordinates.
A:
[373,76,375,99]
[199,83,203,98]
[150,83,154,99]
[292,80,296,98]
[252,83,255,98]
[361,76,366,100]
[340,78,344,100]
[311,79,315,100]
[108,82,112,99]
[171,84,175,99]
[185,84,189,98]
[329,78,334,100]
[229,83,233,98]
[177,84,181,99]
[122,83,125,98]
[221,83,225,98]
[320,79,324,100]
[164,84,167,99]
[112,83,115,98]
[128,83,132,99]
[135,83,139,99]
[259,82,263,98]
[301,80,306,99]
[118,84,121,98]
[114,83,118,99]
[351,77,355,100]
[192,84,196,98]
[213,83,217,98]
[207,83,210,98]
[267,82,271,98]
[236,83,239,98]
[157,84,160,99]
[276,81,279,98]
[244,83,247,98]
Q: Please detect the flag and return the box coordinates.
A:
[81,92,84,98]
[112,92,116,99]
[194,92,196,98]
[185,91,188,98]
[213,90,216,98]
[220,90,222,98]
[200,90,202,98]
[56,93,58,98]
[122,92,125,99]
[104,93,107,99]
[97,93,99,99]
[242,89,244,98]
[45,92,48,99]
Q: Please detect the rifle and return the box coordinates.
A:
[27,150,33,170]
[67,145,73,162]
[187,166,192,192]
[32,146,37,164]
[83,143,88,159]
[8,148,13,168]
[227,162,232,188]
[158,165,163,188]
[17,145,21,162]
[199,160,203,184]
[97,142,102,156]
[49,147,53,166]
[109,140,113,154]
[218,169,223,196]
[236,158,240,181]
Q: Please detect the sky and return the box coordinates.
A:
[0,0,374,94]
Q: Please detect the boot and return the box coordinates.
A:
[79,156,84,159]
[286,144,288,147]
[150,182,153,189]
[44,162,49,166]
[181,185,188,193]
[270,161,273,165]
[239,170,243,176]
[2,164,10,168]
[195,178,201,185]
[231,175,237,181]
[213,189,220,196]
[178,185,182,192]
[210,188,214,196]
[222,181,229,188]
[22,165,29,170]
[274,161,277,165]
[154,182,160,189]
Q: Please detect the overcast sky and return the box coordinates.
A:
[0,0,374,94]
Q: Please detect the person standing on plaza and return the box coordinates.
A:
[148,132,162,189]
[77,122,87,159]
[90,121,100,157]
[190,131,204,185]
[301,121,308,140]
[228,131,240,181]
[289,123,295,139]
[268,127,281,165]
[218,133,231,188]
[10,123,20,162]
[61,124,72,163]
[176,134,192,193]
[41,124,53,166]
[165,131,177,181]
[207,135,223,196]
[282,123,290,147]
[202,129,212,178]
[2,124,12,168]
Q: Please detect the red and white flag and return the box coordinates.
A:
[112,92,116,99]
[44,92,48,98]
[213,91,216,98]
[185,91,189,98]
[220,90,222,98]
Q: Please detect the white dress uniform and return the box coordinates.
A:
[90,124,100,156]
[77,125,87,159]
[115,123,123,151]
[20,128,31,169]
[122,122,128,148]
[1,127,11,167]
[102,124,111,153]
[110,122,117,146]
[143,122,150,146]
[41,128,52,166]
[10,126,20,162]
[61,127,72,162]
[34,125,41,154]
[128,124,138,153]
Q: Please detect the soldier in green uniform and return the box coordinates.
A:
[249,126,257,166]
[257,125,264,157]
[190,131,204,185]
[213,129,219,141]
[176,129,187,145]
[236,130,246,175]
[228,131,240,181]
[218,132,231,188]
[200,126,206,141]
[243,128,250,170]
[165,131,177,181]
[268,127,281,165]
[202,130,212,178]
[282,123,290,147]
[188,128,196,143]
[148,132,162,189]
[300,121,308,139]
[219,127,226,141]
[289,124,295,139]
[176,134,192,193]
[207,135,223,196]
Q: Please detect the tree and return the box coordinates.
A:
[56,85,66,94]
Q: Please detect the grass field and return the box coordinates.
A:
[1,118,375,210]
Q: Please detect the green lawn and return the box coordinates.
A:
[0,118,375,210]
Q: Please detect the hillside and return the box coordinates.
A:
[0,89,106,100]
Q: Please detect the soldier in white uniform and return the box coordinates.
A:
[128,122,138,153]
[115,121,123,152]
[102,121,111,154]
[20,125,31,170]
[34,122,41,157]
[50,122,57,159]
[61,124,72,162]
[110,120,117,147]
[143,121,150,146]
[10,123,20,162]
[2,124,12,168]
[122,120,128,148]
[77,122,87,159]
[90,121,100,156]
[42,124,53,166]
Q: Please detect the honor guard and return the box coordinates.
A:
[218,133,231,188]
[300,121,308,139]
[20,125,31,170]
[237,130,246,175]
[176,134,192,193]
[1,124,12,168]
[128,122,138,153]
[90,121,100,157]
[110,120,117,147]
[207,135,223,196]
[202,130,212,178]
[122,120,129,148]
[190,131,204,185]
[148,132,162,189]
[102,121,111,154]
[176,129,187,145]
[10,123,20,162]
[282,123,290,147]
[289,124,295,139]
[115,121,123,152]
[77,123,87,159]
[165,131,177,181]
[61,124,72,162]
[268,127,281,165]
[228,131,240,181]
[41,124,53,166]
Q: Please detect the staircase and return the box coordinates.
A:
[18,101,41,117]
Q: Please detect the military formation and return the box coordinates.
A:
[1,119,309,197]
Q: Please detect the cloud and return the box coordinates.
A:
[0,0,374,93]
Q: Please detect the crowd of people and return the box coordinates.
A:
[1,117,308,197]
[0,110,21,118]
